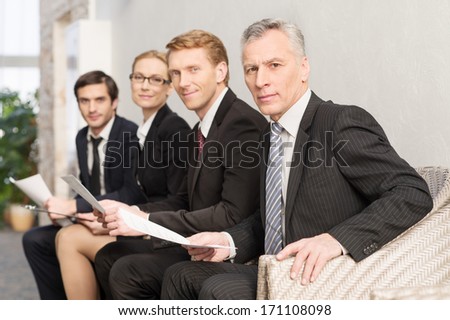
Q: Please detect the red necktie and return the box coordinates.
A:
[197,128,205,157]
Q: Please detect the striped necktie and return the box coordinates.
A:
[264,122,284,255]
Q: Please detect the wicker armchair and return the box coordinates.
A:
[257,166,450,299]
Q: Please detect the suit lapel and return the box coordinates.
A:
[78,134,90,186]
[103,116,123,191]
[188,124,200,206]
[260,124,271,228]
[106,115,122,157]
[137,105,170,183]
[284,129,308,221]
[190,127,203,197]
[284,92,323,223]
[152,104,170,129]
[189,90,236,203]
[142,105,170,156]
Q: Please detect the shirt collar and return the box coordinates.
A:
[87,115,115,141]
[276,88,311,139]
[198,87,228,138]
[137,112,157,147]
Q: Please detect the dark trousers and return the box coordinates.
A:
[161,260,258,300]
[22,225,66,299]
[94,239,189,299]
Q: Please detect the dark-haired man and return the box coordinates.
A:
[23,70,141,299]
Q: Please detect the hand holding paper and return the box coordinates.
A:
[61,174,234,250]
[184,232,234,261]
[10,174,76,227]
[118,208,187,243]
[61,175,105,214]
[9,174,52,207]
[118,208,234,250]
[101,200,147,237]
[45,197,77,218]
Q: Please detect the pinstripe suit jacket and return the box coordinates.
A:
[228,92,433,263]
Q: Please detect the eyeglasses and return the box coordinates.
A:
[129,73,171,86]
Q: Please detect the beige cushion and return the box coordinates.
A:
[371,285,450,300]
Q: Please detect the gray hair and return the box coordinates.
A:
[241,18,306,59]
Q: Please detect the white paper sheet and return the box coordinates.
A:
[61,174,233,250]
[61,175,105,213]
[9,174,52,206]
[118,208,234,250]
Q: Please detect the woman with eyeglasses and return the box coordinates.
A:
[55,50,190,299]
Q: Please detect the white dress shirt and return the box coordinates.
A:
[198,87,228,137]
[137,113,156,150]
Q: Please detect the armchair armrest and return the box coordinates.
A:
[257,166,450,299]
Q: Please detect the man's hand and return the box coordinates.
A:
[45,197,76,220]
[93,199,128,225]
[98,199,146,237]
[184,232,231,262]
[75,213,109,235]
[276,233,342,285]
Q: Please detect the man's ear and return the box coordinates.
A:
[300,56,310,82]
[216,61,228,84]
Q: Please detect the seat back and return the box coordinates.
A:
[415,166,450,209]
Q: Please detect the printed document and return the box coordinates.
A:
[118,208,234,249]
[62,174,233,249]
[61,175,105,213]
[9,174,52,206]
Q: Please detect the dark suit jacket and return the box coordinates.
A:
[228,92,433,263]
[134,104,190,203]
[138,89,268,238]
[75,114,139,212]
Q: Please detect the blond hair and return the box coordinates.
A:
[166,29,229,85]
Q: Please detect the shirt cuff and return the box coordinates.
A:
[131,205,150,220]
[221,232,236,262]
[131,206,151,239]
[339,242,348,255]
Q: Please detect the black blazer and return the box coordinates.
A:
[138,89,268,238]
[134,104,190,203]
[75,115,139,212]
[228,92,433,263]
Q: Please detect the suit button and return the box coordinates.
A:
[363,248,370,255]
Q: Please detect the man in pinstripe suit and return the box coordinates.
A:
[160,18,433,299]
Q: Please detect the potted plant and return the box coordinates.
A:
[0,88,39,230]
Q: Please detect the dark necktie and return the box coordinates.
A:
[265,122,284,255]
[197,128,205,157]
[90,136,102,195]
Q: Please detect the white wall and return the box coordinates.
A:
[94,0,450,168]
